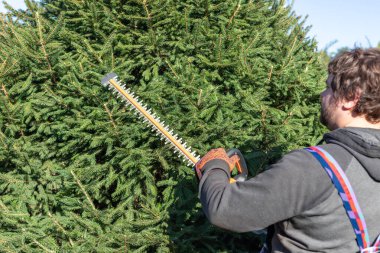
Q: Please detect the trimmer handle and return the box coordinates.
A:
[227,148,248,183]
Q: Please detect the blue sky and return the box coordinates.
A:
[0,1,26,13]
[291,0,380,53]
[1,1,379,54]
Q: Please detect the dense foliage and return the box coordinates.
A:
[0,0,326,251]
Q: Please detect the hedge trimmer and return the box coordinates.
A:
[101,73,248,182]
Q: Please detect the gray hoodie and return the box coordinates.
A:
[199,127,380,252]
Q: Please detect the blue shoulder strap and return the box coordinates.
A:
[305,146,376,251]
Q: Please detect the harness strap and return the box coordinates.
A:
[305,146,372,251]
[362,235,380,253]
[361,234,380,253]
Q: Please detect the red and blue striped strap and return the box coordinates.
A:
[305,146,374,251]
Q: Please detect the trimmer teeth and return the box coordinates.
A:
[101,73,199,166]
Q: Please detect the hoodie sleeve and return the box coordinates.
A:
[199,149,336,232]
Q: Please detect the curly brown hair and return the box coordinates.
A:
[328,48,380,123]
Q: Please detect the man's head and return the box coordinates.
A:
[320,48,380,130]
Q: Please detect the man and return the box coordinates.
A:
[196,48,380,252]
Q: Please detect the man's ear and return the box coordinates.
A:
[342,95,359,111]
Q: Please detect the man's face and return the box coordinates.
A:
[320,75,340,130]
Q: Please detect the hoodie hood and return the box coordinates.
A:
[324,127,380,181]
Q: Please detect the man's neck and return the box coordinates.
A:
[345,117,380,129]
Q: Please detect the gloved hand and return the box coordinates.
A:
[195,148,240,181]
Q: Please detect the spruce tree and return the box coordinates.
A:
[0,0,326,251]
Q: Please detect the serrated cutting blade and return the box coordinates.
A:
[101,73,200,166]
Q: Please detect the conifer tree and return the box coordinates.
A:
[0,0,326,251]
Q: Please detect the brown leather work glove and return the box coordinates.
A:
[195,148,240,181]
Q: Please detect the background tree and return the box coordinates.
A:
[0,0,326,251]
